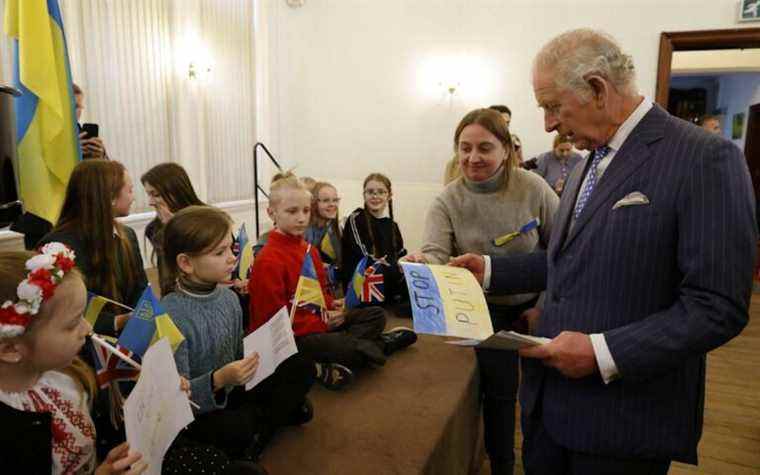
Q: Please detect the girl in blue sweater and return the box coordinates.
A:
[160,206,314,463]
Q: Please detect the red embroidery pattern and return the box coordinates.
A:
[25,387,95,475]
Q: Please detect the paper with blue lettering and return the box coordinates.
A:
[400,262,493,340]
[243,306,298,391]
[123,338,194,475]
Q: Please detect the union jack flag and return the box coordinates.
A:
[89,339,140,427]
[362,264,384,303]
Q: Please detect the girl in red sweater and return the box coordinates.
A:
[249,176,417,390]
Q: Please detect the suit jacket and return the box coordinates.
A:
[490,105,756,463]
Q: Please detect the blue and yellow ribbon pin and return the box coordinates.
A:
[492,218,540,247]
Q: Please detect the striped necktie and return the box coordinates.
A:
[574,146,611,219]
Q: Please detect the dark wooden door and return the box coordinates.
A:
[746,103,760,200]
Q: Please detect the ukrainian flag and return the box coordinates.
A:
[293,245,327,315]
[84,292,109,327]
[345,256,369,309]
[320,231,336,261]
[233,223,254,280]
[119,286,184,359]
[4,0,81,225]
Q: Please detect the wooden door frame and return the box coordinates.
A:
[655,28,760,107]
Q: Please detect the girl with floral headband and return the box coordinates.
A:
[0,244,146,474]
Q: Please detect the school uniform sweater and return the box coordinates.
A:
[248,230,333,337]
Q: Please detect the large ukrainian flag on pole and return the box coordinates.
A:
[4,0,81,224]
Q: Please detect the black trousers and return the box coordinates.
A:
[522,409,671,475]
[184,352,314,457]
[296,306,387,369]
[476,298,537,466]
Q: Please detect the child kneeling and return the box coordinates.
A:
[249,176,416,390]
[161,206,315,461]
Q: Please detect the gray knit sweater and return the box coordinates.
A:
[161,285,243,414]
[421,167,560,306]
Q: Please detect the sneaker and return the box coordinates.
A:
[315,362,354,390]
[380,327,417,355]
[287,398,314,426]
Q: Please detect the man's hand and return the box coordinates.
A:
[448,253,485,285]
[79,132,107,159]
[519,331,598,378]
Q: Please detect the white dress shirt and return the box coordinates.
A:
[484,97,653,384]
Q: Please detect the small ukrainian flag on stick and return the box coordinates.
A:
[492,218,540,247]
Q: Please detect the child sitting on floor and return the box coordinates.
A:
[161,206,315,463]
[248,176,417,390]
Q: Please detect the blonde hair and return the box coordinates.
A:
[534,28,637,102]
[443,155,461,185]
[269,176,311,208]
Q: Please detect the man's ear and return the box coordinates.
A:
[0,340,24,364]
[586,74,609,109]
[176,253,194,275]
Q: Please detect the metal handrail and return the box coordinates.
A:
[252,142,283,239]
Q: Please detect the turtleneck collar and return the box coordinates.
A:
[177,275,218,296]
[462,164,507,194]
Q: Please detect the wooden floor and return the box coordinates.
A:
[481,294,760,475]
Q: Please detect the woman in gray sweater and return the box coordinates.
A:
[409,108,559,475]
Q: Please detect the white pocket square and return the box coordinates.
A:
[612,192,649,210]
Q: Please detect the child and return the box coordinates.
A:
[161,206,315,462]
[305,181,343,294]
[0,245,145,474]
[341,173,408,309]
[249,176,416,390]
[39,160,148,336]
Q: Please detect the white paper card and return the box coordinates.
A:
[123,338,194,475]
[243,306,298,391]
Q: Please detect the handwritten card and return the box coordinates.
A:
[243,306,299,391]
[123,338,194,475]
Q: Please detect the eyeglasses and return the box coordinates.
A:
[364,189,388,197]
[318,198,341,204]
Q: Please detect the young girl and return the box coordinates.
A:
[39,160,148,336]
[140,162,207,295]
[0,245,145,474]
[305,181,343,294]
[160,205,314,461]
[341,173,408,307]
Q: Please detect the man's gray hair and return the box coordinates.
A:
[534,29,637,101]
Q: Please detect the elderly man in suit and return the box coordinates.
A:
[452,29,756,474]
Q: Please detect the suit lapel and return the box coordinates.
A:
[560,104,668,252]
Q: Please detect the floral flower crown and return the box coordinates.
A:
[0,243,76,339]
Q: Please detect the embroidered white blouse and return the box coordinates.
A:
[0,370,96,474]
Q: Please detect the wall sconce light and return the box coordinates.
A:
[188,61,212,80]
[438,81,460,106]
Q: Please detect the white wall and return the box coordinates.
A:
[717,73,760,150]
[259,0,756,253]
[264,0,756,179]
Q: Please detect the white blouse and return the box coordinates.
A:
[0,370,96,475]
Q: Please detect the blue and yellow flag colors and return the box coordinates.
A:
[4,0,81,224]
[320,231,336,261]
[400,262,493,340]
[492,217,540,247]
[292,245,327,318]
[233,223,254,280]
[85,292,109,327]
[345,256,385,309]
[119,286,184,359]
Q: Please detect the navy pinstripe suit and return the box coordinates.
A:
[490,104,756,464]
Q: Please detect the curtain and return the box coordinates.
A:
[0,0,258,212]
